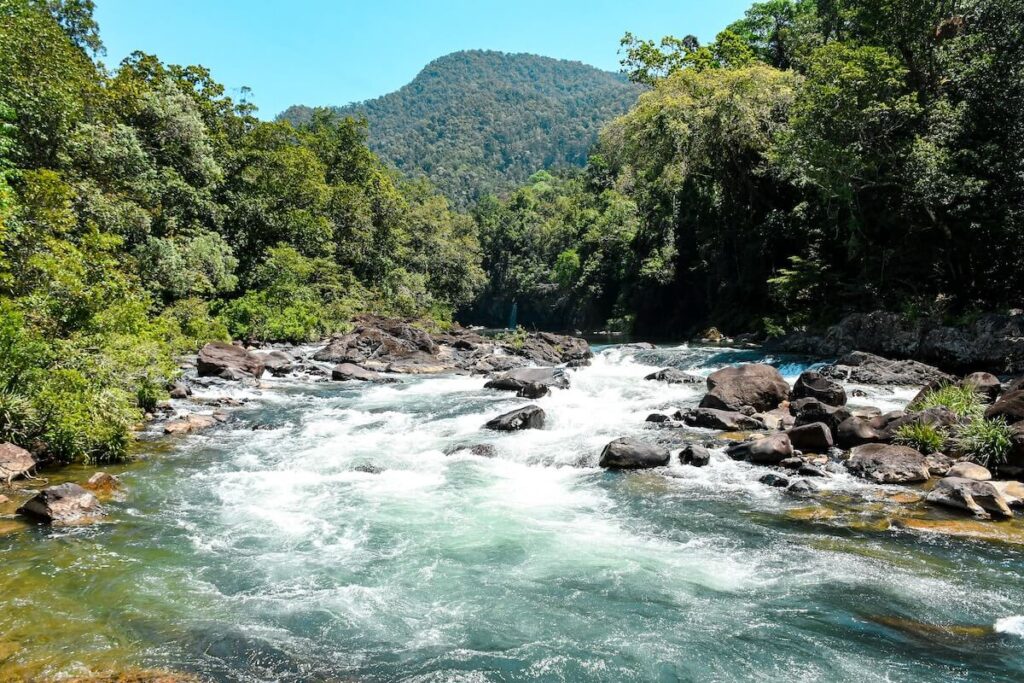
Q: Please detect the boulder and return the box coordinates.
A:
[792,371,846,407]
[163,414,217,435]
[786,422,834,452]
[787,479,820,496]
[17,483,103,524]
[926,452,955,476]
[644,368,703,385]
[599,437,670,470]
[260,350,294,376]
[790,398,853,434]
[961,372,1002,402]
[484,405,545,431]
[678,408,766,431]
[985,390,1024,423]
[726,433,793,465]
[83,471,121,494]
[699,364,790,412]
[945,461,991,481]
[1008,377,1024,394]
[516,382,550,399]
[991,480,1024,506]
[197,342,265,380]
[760,473,789,488]
[798,464,827,477]
[485,367,569,392]
[332,363,384,382]
[820,351,952,387]
[754,405,795,430]
[846,444,930,483]
[679,444,711,467]
[504,331,592,365]
[168,382,191,399]
[926,477,1013,519]
[645,413,671,424]
[0,442,35,483]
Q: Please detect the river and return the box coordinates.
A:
[2,344,1024,681]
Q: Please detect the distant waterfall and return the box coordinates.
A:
[507,301,518,330]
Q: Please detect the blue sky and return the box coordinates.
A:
[93,0,752,119]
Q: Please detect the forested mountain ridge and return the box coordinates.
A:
[279,51,643,206]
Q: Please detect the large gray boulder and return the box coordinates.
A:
[790,398,853,434]
[259,350,294,376]
[792,371,846,406]
[484,405,545,431]
[679,444,711,467]
[17,483,103,524]
[961,372,1002,402]
[699,364,790,412]
[926,477,1013,519]
[197,342,265,380]
[599,437,670,469]
[985,390,1024,423]
[485,367,569,392]
[786,422,833,452]
[820,351,952,387]
[726,433,793,465]
[0,442,35,483]
[846,443,930,483]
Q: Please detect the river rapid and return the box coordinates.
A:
[3,344,1024,682]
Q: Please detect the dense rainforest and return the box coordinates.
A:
[280,50,643,207]
[0,0,1022,464]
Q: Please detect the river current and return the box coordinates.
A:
[3,344,1024,681]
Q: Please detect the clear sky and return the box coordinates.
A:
[93,0,752,119]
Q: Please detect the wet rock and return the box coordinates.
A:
[985,390,1024,423]
[17,483,103,524]
[168,382,191,399]
[787,479,820,496]
[779,457,803,470]
[786,422,834,452]
[621,342,656,351]
[644,368,703,384]
[259,350,295,376]
[760,473,789,488]
[726,433,793,465]
[0,442,35,483]
[163,414,217,435]
[946,461,991,481]
[83,472,120,494]
[484,366,569,392]
[197,341,265,380]
[516,382,550,399]
[926,477,1013,519]
[599,437,670,470]
[331,363,384,382]
[791,398,853,434]
[699,363,790,412]
[566,358,591,368]
[353,464,383,474]
[819,351,952,387]
[678,408,767,431]
[792,371,846,407]
[211,411,230,423]
[679,444,711,467]
[645,413,671,423]
[484,405,545,431]
[798,464,827,477]
[447,443,497,458]
[835,415,894,448]
[962,372,1002,402]
[847,443,930,483]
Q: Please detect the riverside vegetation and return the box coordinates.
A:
[0,3,1022,502]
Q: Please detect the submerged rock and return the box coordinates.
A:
[599,437,670,469]
[83,472,121,495]
[699,363,790,412]
[0,442,35,483]
[17,483,103,524]
[926,477,1013,519]
[484,405,545,431]
[644,367,703,385]
[846,443,930,483]
[197,342,265,380]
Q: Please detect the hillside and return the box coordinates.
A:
[279,50,643,206]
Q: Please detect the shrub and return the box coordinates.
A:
[910,384,984,419]
[956,417,1015,468]
[894,422,947,455]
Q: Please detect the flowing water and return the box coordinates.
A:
[2,345,1024,682]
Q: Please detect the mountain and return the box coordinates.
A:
[279,50,644,206]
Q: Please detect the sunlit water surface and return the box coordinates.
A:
[2,345,1024,681]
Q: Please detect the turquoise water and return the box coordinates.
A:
[2,345,1024,681]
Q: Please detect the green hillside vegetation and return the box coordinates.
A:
[0,0,483,463]
[280,50,643,207]
[470,0,1024,336]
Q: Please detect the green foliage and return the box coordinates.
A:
[956,417,1014,468]
[280,51,643,208]
[894,422,946,455]
[910,384,985,420]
